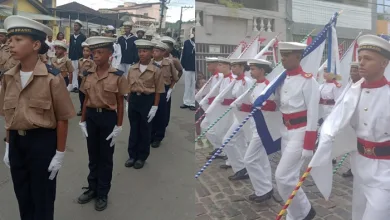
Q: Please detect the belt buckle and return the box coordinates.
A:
[97,108,103,113]
[363,145,376,156]
[284,119,291,127]
[136,92,141,96]
[18,130,26,136]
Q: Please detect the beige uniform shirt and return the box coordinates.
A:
[168,54,183,72]
[0,44,18,73]
[0,59,76,130]
[80,66,129,110]
[153,58,179,85]
[51,56,74,78]
[127,61,165,94]
[78,58,95,78]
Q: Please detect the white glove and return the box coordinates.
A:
[106,125,123,147]
[3,142,9,168]
[125,101,129,114]
[48,150,65,180]
[301,149,313,159]
[166,88,173,102]
[79,121,88,137]
[66,84,73,92]
[147,106,158,123]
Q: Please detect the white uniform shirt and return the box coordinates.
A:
[319,81,342,119]
[195,71,223,102]
[111,43,122,69]
[350,78,390,189]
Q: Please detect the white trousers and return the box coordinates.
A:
[201,116,225,156]
[244,118,273,196]
[352,176,390,220]
[71,60,79,88]
[222,119,247,173]
[183,70,195,107]
[118,63,131,78]
[275,127,311,220]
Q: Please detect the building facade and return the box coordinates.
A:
[195,0,287,75]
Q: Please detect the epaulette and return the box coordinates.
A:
[112,69,124,76]
[153,62,161,68]
[83,70,92,77]
[301,72,313,78]
[45,64,60,76]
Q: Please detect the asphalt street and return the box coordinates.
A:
[0,79,196,220]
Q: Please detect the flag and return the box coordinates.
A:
[306,36,312,45]
[228,43,244,59]
[239,36,260,59]
[338,44,344,58]
[251,12,339,155]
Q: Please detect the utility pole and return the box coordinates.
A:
[178,6,193,42]
[12,0,18,15]
[159,0,169,34]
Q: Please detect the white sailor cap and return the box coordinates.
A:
[123,21,133,27]
[278,42,307,53]
[74,19,83,27]
[357,34,390,59]
[101,30,106,34]
[53,40,68,49]
[81,42,89,48]
[247,58,272,66]
[135,39,155,49]
[137,28,146,34]
[90,28,99,33]
[350,62,359,67]
[154,41,169,50]
[218,57,231,64]
[0,29,7,34]
[205,57,219,63]
[105,25,115,32]
[160,36,176,44]
[230,58,248,65]
[85,36,115,50]
[4,15,52,39]
[145,29,154,36]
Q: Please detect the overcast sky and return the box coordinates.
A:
[56,0,195,22]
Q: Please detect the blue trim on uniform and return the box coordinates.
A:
[45,64,60,76]
[112,69,124,76]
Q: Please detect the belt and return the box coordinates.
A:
[222,98,236,106]
[18,130,27,136]
[131,92,153,96]
[319,98,335,105]
[282,110,307,130]
[208,97,215,104]
[240,103,252,112]
[87,107,115,113]
[357,138,390,159]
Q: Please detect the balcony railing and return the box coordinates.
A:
[253,17,274,32]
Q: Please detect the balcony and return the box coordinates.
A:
[195,1,286,45]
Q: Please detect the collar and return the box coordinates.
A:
[133,61,157,72]
[236,73,245,81]
[286,66,303,76]
[361,77,388,89]
[257,78,269,84]
[5,59,48,77]
[223,73,232,79]
[212,70,219,76]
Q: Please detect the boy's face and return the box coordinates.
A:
[92,48,112,66]
[83,47,91,58]
[55,46,66,56]
[138,48,153,63]
[153,48,164,59]
[8,35,39,60]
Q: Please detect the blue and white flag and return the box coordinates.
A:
[252,12,339,155]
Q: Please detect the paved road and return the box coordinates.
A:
[196,143,354,220]
[0,81,195,220]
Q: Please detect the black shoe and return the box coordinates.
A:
[207,155,226,160]
[342,169,353,178]
[180,104,189,109]
[72,88,79,93]
[77,111,82,116]
[248,193,257,201]
[151,141,161,148]
[133,160,145,169]
[125,158,136,168]
[303,206,316,220]
[95,196,108,211]
[77,188,96,204]
[228,168,249,181]
[209,149,219,155]
[332,159,337,164]
[252,189,273,203]
[219,164,232,169]
[189,106,196,111]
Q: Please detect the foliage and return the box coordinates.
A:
[218,0,244,9]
